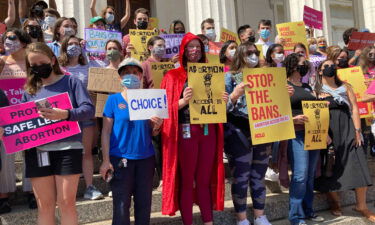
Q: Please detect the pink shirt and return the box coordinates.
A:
[141,57,158,89]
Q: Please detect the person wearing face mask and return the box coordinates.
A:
[47,17,76,57]
[283,53,324,225]
[20,42,94,225]
[316,36,327,57]
[99,57,162,225]
[264,44,284,67]
[225,42,284,225]
[326,46,349,69]
[43,8,60,43]
[237,25,256,44]
[161,33,226,225]
[19,0,57,26]
[256,19,273,57]
[169,20,186,34]
[90,0,130,32]
[307,37,327,74]
[22,18,44,43]
[122,8,150,58]
[219,40,238,72]
[141,36,167,89]
[105,40,124,70]
[201,18,216,42]
[313,60,375,222]
[293,43,316,86]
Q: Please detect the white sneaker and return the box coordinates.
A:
[83,185,104,200]
[254,215,272,225]
[237,219,250,225]
[264,168,279,182]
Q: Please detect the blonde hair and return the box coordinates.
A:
[24,43,63,95]
[359,46,375,74]
[326,45,342,62]
[307,37,317,46]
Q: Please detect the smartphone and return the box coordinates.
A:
[105,169,114,183]
[35,98,52,110]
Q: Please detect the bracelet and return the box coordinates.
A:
[355,128,362,133]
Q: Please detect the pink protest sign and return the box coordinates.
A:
[0,78,26,105]
[348,32,375,50]
[0,92,81,154]
[303,5,323,30]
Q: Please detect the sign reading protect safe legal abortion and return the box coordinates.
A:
[127,89,169,121]
[188,63,226,124]
[0,93,81,154]
[243,67,295,145]
[84,28,122,53]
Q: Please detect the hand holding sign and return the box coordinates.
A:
[38,108,69,121]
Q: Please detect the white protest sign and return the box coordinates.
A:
[127,89,169,121]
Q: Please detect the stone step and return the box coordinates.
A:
[2,184,375,225]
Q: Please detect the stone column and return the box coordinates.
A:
[360,0,375,32]
[185,0,237,40]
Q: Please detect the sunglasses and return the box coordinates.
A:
[6,35,17,40]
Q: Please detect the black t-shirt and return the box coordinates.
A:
[0,89,9,108]
[288,81,315,116]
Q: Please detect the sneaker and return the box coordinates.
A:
[254,215,272,225]
[237,219,250,225]
[27,193,38,209]
[265,167,279,182]
[298,222,307,225]
[108,191,112,198]
[0,200,11,214]
[307,214,324,222]
[84,185,104,200]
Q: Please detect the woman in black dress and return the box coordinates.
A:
[314,59,375,222]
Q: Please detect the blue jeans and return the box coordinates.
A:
[288,131,320,225]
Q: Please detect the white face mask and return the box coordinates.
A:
[63,27,75,37]
[309,44,317,53]
[106,13,115,24]
[247,54,259,67]
[44,16,57,28]
[4,39,22,54]
[228,49,236,58]
[205,29,216,41]
[273,53,285,64]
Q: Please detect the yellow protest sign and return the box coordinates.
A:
[129,29,156,62]
[206,54,220,64]
[276,21,309,56]
[148,17,159,30]
[337,66,371,118]
[302,101,329,150]
[243,67,295,144]
[150,62,175,89]
[256,44,265,60]
[188,63,226,124]
[220,27,240,44]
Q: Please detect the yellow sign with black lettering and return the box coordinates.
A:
[150,62,175,89]
[129,29,156,62]
[188,63,226,124]
[302,101,329,150]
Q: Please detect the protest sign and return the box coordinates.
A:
[206,54,220,64]
[276,21,309,56]
[303,5,323,30]
[208,41,223,55]
[148,17,159,30]
[0,93,81,154]
[91,93,109,118]
[220,28,240,44]
[0,23,6,35]
[0,78,26,105]
[160,34,184,58]
[150,62,175,89]
[348,32,375,50]
[337,66,371,118]
[256,44,265,60]
[188,63,226,124]
[129,29,156,62]
[87,68,123,93]
[243,67,295,145]
[302,101,329,150]
[84,28,122,53]
[127,89,169,120]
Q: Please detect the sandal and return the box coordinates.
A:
[353,208,375,222]
[327,194,342,216]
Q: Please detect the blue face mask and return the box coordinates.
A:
[260,29,271,40]
[67,44,81,57]
[121,74,141,89]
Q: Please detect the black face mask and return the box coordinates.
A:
[175,30,185,34]
[247,35,256,43]
[322,65,337,77]
[28,26,42,39]
[296,64,309,77]
[338,58,349,68]
[31,64,53,79]
[137,21,148,30]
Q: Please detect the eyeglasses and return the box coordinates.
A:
[6,35,17,40]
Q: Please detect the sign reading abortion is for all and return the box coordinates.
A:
[0,93,81,154]
[127,89,169,121]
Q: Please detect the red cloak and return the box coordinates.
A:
[161,33,225,216]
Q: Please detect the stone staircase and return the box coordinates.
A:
[1,153,375,225]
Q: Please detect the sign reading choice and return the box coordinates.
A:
[0,93,81,154]
[127,89,169,121]
[243,67,295,145]
[84,28,122,53]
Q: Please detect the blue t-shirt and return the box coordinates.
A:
[103,93,155,160]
